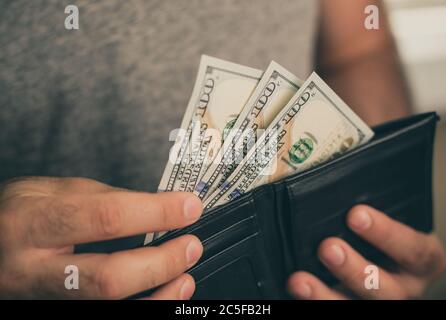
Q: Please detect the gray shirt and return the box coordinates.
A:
[0,0,318,192]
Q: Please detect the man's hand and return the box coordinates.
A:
[0,177,204,299]
[288,205,446,299]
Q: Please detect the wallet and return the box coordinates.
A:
[140,112,439,300]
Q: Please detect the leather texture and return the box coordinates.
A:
[139,112,439,300]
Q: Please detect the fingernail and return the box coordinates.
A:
[292,282,312,299]
[186,239,202,267]
[320,244,345,267]
[349,208,372,231]
[180,278,195,300]
[183,196,202,223]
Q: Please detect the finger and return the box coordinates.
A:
[288,271,348,300]
[145,273,195,300]
[25,191,203,247]
[347,205,446,276]
[318,237,408,299]
[38,235,203,299]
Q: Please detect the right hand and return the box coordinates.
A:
[0,177,204,299]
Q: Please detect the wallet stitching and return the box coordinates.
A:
[151,191,266,244]
[152,196,257,244]
[201,216,255,247]
[189,232,259,275]
[194,254,266,300]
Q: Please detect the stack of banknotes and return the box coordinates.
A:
[144,55,374,244]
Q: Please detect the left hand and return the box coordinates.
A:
[288,205,446,299]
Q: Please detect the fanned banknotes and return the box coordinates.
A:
[194,61,303,200]
[145,56,374,245]
[158,55,262,194]
[203,72,374,209]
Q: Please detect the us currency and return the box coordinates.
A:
[203,72,374,210]
[171,56,263,195]
[144,55,262,244]
[194,61,303,200]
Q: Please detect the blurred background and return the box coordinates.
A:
[385,0,446,298]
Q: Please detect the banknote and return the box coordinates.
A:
[203,72,374,210]
[194,62,303,200]
[144,55,262,244]
[170,56,263,194]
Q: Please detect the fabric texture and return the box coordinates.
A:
[0,0,319,191]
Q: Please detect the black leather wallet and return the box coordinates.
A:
[143,112,439,300]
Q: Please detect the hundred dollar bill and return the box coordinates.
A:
[194,62,303,200]
[170,56,262,194]
[144,55,262,244]
[203,72,374,210]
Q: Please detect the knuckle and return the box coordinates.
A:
[138,193,174,229]
[401,242,425,269]
[144,263,164,289]
[143,247,183,289]
[428,237,446,272]
[343,264,366,286]
[416,236,446,277]
[401,235,442,275]
[142,259,171,289]
[93,199,123,238]
[61,177,92,189]
[156,251,178,282]
[156,198,170,227]
[61,177,108,192]
[94,263,121,299]
[0,178,33,201]
[28,199,78,246]
[164,249,182,274]
[1,177,58,200]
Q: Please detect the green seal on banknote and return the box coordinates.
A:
[289,137,314,164]
[222,117,237,142]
